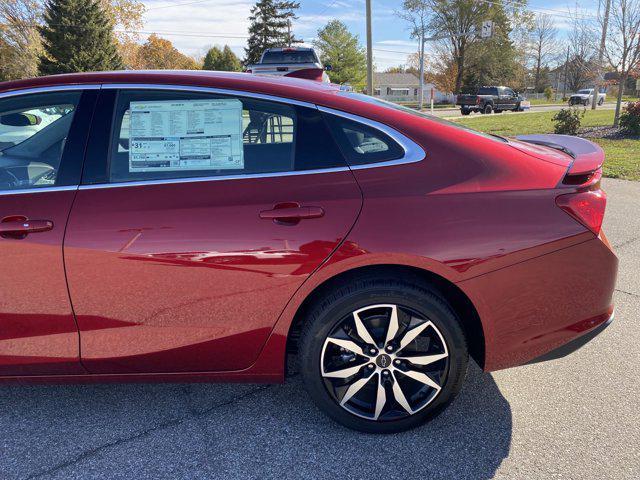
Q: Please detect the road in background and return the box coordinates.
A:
[0,179,638,480]
[431,102,617,119]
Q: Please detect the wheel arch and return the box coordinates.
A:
[285,264,486,369]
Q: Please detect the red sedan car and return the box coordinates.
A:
[0,71,617,433]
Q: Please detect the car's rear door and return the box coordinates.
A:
[64,86,362,374]
[0,87,97,375]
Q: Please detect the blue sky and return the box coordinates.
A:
[140,0,602,69]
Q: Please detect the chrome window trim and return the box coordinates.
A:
[101,83,317,109]
[0,83,424,193]
[0,84,101,99]
[0,185,78,196]
[79,166,352,190]
[317,106,426,170]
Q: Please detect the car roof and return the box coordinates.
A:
[0,70,340,105]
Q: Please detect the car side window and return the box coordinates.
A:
[0,91,81,191]
[323,113,405,166]
[108,90,347,183]
[505,88,515,97]
[110,90,300,183]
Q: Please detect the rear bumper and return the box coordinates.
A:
[527,309,614,364]
[459,236,618,371]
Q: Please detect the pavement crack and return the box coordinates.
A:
[615,288,640,298]
[613,235,640,250]
[24,385,270,480]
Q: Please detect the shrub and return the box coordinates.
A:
[544,86,554,102]
[619,101,640,135]
[552,107,585,135]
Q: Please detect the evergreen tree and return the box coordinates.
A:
[245,0,301,65]
[38,0,123,75]
[203,45,242,71]
[203,46,223,70]
[313,20,366,88]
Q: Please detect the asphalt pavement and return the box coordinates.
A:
[1,179,639,480]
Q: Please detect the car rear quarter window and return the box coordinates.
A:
[478,87,498,95]
[107,90,346,183]
[0,91,81,191]
[323,113,405,166]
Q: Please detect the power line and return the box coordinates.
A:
[146,0,218,11]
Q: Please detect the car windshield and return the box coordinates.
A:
[578,89,592,94]
[339,92,507,143]
[261,50,317,64]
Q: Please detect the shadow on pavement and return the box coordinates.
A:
[0,364,511,480]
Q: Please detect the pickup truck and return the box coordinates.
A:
[456,86,525,115]
[246,47,331,83]
[569,89,606,106]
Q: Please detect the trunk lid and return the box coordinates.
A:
[512,134,604,184]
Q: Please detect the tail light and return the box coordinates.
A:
[476,97,481,105]
[556,190,607,234]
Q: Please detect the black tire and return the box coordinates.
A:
[298,277,469,434]
[461,108,471,116]
[598,98,604,106]
[483,103,493,114]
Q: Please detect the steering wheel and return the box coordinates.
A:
[0,168,21,188]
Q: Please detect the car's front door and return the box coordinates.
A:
[64,87,363,374]
[0,88,96,376]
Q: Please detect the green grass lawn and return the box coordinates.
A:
[454,109,640,180]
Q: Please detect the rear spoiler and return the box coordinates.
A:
[516,134,604,184]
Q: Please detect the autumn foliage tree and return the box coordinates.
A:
[135,34,200,70]
[0,0,42,80]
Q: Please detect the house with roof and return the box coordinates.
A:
[372,72,454,104]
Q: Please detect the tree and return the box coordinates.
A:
[460,1,520,91]
[38,0,123,75]
[312,20,366,88]
[397,1,430,108]
[135,34,200,70]
[0,0,43,80]
[203,45,242,71]
[564,10,598,94]
[245,0,301,65]
[100,0,146,68]
[602,0,640,126]
[423,0,488,94]
[530,14,557,91]
[203,46,223,70]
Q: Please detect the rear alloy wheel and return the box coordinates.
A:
[299,279,468,433]
[483,104,493,114]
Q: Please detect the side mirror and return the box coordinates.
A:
[0,113,42,127]
[324,64,333,72]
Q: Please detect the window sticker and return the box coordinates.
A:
[128,99,244,172]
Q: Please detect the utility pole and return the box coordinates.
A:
[418,37,425,110]
[592,0,611,109]
[366,0,373,95]
[563,44,570,101]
